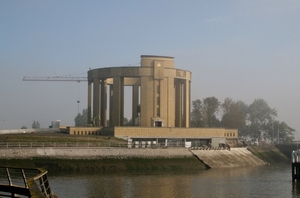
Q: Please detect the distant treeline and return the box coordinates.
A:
[191,97,295,143]
[74,97,295,143]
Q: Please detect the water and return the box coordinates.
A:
[49,163,300,198]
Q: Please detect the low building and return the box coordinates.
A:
[67,126,238,148]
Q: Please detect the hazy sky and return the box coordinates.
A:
[1,1,299,138]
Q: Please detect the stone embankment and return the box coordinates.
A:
[0,147,192,159]
[0,146,283,169]
[0,145,289,171]
[191,148,266,168]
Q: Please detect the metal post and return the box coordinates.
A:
[278,122,279,143]
[5,168,12,186]
[21,169,28,188]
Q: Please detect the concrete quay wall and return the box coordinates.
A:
[0,147,274,169]
[0,148,193,159]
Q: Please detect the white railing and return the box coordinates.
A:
[0,142,189,149]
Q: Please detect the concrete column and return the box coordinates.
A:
[87,81,92,125]
[175,80,182,127]
[140,76,154,127]
[109,84,113,127]
[153,80,160,117]
[132,85,139,126]
[166,77,175,127]
[112,77,124,126]
[101,79,107,127]
[93,78,100,126]
[183,79,190,127]
[187,80,191,127]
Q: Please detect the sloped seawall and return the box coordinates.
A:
[0,146,285,171]
[191,148,266,168]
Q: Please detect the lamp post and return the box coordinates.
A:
[277,121,280,144]
[77,100,80,114]
[272,121,274,144]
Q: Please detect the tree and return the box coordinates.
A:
[274,121,295,143]
[74,109,88,126]
[246,99,277,140]
[202,97,220,127]
[124,117,133,126]
[32,120,40,129]
[221,98,246,130]
[191,99,203,127]
[21,125,27,129]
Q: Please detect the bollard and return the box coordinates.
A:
[292,150,300,182]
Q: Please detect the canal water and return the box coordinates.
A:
[49,162,299,198]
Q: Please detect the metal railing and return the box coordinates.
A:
[0,142,189,149]
[0,142,129,148]
[0,141,226,149]
[0,166,56,198]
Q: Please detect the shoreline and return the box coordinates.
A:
[0,147,205,171]
[0,146,290,171]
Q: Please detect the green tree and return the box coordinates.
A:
[191,99,203,127]
[221,98,246,130]
[202,97,220,127]
[32,120,40,129]
[275,121,295,143]
[74,109,88,126]
[21,125,27,129]
[124,117,133,126]
[247,99,277,139]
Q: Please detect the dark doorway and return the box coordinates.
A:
[154,121,162,127]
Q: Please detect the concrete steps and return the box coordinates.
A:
[191,148,266,168]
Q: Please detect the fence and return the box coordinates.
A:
[0,142,129,149]
[0,141,190,149]
[0,140,221,149]
[0,166,56,198]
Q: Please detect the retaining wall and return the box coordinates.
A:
[1,147,267,168]
[191,148,266,168]
[0,148,193,159]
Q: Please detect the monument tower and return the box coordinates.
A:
[87,55,191,128]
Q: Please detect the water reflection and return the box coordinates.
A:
[49,163,295,198]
